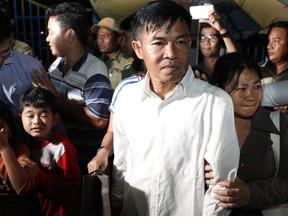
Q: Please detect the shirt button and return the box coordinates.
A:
[239,162,244,167]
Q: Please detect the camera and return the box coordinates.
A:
[189,5,213,20]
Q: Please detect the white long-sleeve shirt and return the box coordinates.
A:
[112,66,239,216]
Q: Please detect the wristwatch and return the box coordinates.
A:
[219,29,230,38]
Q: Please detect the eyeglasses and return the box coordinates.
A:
[199,34,219,42]
[0,49,11,59]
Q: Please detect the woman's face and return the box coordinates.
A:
[224,68,263,119]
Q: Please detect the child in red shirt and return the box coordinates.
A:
[19,87,81,216]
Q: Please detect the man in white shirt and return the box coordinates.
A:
[111,1,239,215]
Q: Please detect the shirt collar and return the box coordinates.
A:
[141,66,194,100]
[0,50,15,70]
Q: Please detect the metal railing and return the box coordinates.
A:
[13,0,51,65]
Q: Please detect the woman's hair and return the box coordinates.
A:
[19,87,58,115]
[0,101,17,145]
[210,52,262,91]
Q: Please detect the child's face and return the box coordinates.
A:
[21,106,57,142]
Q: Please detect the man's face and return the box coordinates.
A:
[267,27,288,65]
[97,27,120,56]
[46,16,70,57]
[133,19,191,87]
[199,27,221,58]
[0,38,11,67]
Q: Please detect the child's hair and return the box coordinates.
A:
[0,100,17,145]
[19,87,57,115]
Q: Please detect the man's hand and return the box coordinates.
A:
[199,7,224,33]
[31,66,58,95]
[87,148,110,174]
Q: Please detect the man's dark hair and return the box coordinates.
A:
[268,21,288,38]
[20,87,58,115]
[131,0,192,40]
[45,2,89,45]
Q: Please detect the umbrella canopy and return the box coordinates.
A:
[234,0,288,31]
[208,0,261,40]
[90,0,262,40]
[89,0,152,23]
[89,0,288,39]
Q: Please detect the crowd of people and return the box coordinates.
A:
[0,0,288,215]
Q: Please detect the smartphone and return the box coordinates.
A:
[189,5,213,20]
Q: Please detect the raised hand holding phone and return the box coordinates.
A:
[189,4,213,20]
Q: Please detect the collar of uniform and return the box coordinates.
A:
[141,66,192,100]
[101,50,122,63]
[58,51,89,73]
[110,50,123,63]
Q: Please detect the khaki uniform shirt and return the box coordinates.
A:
[101,50,133,89]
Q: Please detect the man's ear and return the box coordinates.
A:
[131,40,143,60]
[66,29,76,44]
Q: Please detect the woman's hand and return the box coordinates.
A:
[194,70,209,82]
[274,104,288,113]
[205,163,250,209]
[204,163,214,185]
[213,177,250,209]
